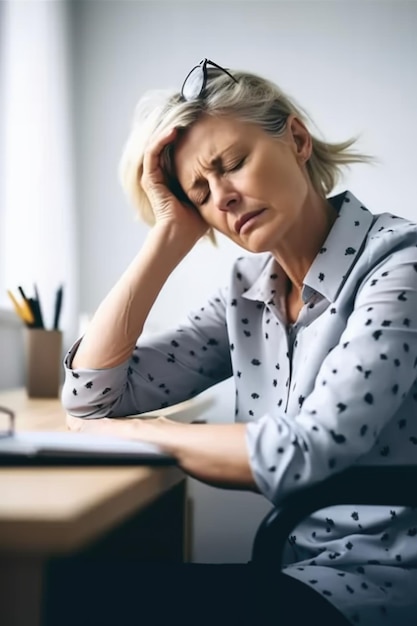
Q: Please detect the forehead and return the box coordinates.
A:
[174,115,258,186]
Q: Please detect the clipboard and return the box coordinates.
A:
[0,431,176,467]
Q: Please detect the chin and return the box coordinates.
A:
[241,231,279,254]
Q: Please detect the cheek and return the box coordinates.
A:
[198,206,213,225]
[260,157,306,202]
[197,208,226,235]
[199,207,237,241]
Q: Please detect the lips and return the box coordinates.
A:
[235,209,266,234]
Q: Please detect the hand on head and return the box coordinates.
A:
[141,126,208,246]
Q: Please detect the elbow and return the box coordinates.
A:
[61,381,115,419]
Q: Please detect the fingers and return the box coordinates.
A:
[140,127,207,243]
[142,127,177,190]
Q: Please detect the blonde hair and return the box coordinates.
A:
[119,69,373,233]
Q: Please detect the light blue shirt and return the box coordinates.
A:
[62,190,417,625]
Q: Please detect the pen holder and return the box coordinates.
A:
[24,329,63,398]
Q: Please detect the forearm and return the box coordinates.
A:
[72,225,192,370]
[154,421,257,490]
[67,415,258,491]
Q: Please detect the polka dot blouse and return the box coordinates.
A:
[62,190,417,625]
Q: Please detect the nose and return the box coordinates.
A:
[211,179,240,212]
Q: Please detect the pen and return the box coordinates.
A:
[53,285,63,330]
[32,284,45,329]
[28,297,41,328]
[17,286,27,301]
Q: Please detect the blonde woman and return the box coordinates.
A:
[60,60,417,626]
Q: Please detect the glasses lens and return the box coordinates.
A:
[182,66,205,101]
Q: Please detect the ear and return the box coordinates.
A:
[287,115,312,164]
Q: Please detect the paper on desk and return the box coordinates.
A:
[0,431,173,461]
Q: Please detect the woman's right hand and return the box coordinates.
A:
[141,127,208,246]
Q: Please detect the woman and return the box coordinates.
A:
[61,60,417,625]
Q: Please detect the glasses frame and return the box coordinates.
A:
[181,58,238,101]
[0,406,15,438]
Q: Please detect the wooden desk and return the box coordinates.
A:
[0,389,187,626]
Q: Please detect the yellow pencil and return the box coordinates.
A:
[6,290,33,324]
[6,290,26,323]
[19,297,35,324]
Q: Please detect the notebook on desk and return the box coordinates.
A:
[0,431,176,466]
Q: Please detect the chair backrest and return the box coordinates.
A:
[251,465,417,566]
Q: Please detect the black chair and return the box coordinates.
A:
[251,465,417,566]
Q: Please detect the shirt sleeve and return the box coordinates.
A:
[61,288,232,418]
[245,244,417,504]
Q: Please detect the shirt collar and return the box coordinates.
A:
[242,190,375,305]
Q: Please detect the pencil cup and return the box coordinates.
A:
[24,329,63,398]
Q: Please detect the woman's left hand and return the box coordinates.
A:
[66,413,256,491]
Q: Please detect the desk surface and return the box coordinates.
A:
[0,389,185,554]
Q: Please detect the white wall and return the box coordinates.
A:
[0,0,77,389]
[68,0,417,562]
[1,0,79,340]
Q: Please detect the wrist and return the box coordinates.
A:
[131,417,186,454]
[149,221,202,259]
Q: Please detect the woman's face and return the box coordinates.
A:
[173,114,314,254]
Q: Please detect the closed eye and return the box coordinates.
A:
[188,181,209,207]
[190,187,210,207]
[227,157,246,172]
[199,191,210,206]
[192,157,246,206]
